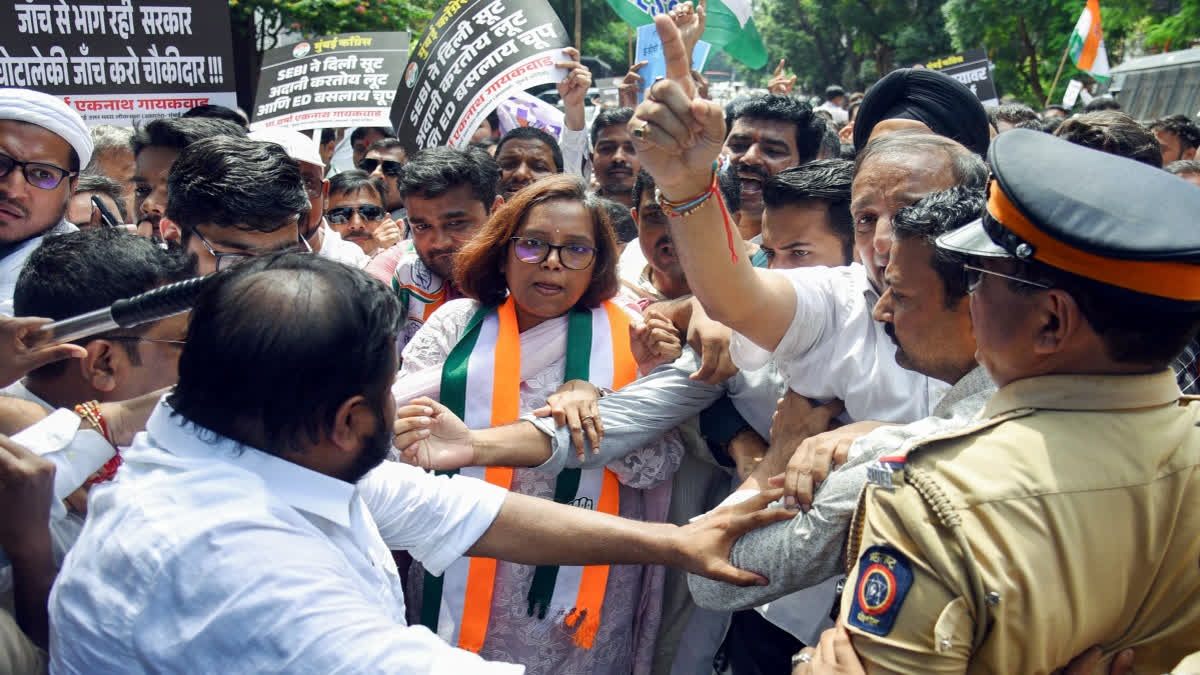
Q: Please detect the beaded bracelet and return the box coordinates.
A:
[654,161,719,217]
[653,160,739,263]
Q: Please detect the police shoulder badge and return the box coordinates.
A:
[847,545,914,636]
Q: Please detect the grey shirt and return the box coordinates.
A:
[686,366,997,612]
[524,347,786,476]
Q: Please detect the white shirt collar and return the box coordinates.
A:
[143,400,356,528]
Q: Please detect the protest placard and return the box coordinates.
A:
[0,0,236,126]
[251,31,410,132]
[634,22,710,102]
[917,48,998,106]
[390,0,569,151]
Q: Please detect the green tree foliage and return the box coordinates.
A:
[755,0,952,94]
[230,0,435,49]
[945,0,1151,106]
[1144,0,1200,50]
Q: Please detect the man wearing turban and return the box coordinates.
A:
[852,68,992,157]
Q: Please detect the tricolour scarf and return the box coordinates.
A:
[421,296,636,652]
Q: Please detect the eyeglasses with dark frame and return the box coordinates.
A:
[962,263,1051,294]
[326,205,386,224]
[189,226,313,272]
[510,237,597,271]
[0,151,75,190]
[358,158,404,176]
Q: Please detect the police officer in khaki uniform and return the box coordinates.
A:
[816,129,1200,674]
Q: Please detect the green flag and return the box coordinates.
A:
[605,0,767,69]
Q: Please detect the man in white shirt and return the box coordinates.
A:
[668,127,984,423]
[249,127,370,268]
[633,36,987,425]
[0,89,92,315]
[49,253,789,674]
[814,85,849,124]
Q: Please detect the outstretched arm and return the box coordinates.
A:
[469,488,793,586]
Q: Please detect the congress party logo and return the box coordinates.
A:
[292,42,311,59]
[405,62,419,88]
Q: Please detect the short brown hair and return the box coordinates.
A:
[454,175,619,308]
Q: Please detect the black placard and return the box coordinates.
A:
[918,48,998,106]
[390,0,568,150]
[0,0,236,125]
[251,31,410,132]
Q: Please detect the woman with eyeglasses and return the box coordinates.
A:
[397,175,683,674]
[324,170,403,257]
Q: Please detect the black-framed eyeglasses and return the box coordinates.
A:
[190,226,313,272]
[326,205,386,224]
[962,263,1050,294]
[105,336,187,348]
[0,151,75,190]
[358,158,404,176]
[510,237,597,270]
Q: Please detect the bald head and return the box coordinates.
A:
[168,253,401,455]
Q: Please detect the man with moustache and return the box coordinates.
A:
[627,18,991,426]
[591,108,640,208]
[687,188,994,665]
[722,94,826,240]
[377,147,502,354]
[799,129,1200,675]
[0,89,92,315]
[494,126,563,199]
[131,116,246,243]
[48,252,792,674]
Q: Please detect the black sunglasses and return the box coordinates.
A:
[326,205,386,223]
[358,158,404,176]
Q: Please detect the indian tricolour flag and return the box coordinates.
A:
[605,0,767,69]
[1068,0,1110,80]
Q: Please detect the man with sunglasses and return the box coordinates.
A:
[159,135,312,277]
[804,130,1200,674]
[359,137,408,222]
[0,89,94,315]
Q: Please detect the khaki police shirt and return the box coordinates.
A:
[839,370,1200,674]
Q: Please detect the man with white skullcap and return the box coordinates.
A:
[0,88,93,315]
[248,127,369,268]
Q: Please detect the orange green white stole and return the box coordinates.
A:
[421,297,637,652]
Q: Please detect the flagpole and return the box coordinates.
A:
[1045,42,1072,108]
